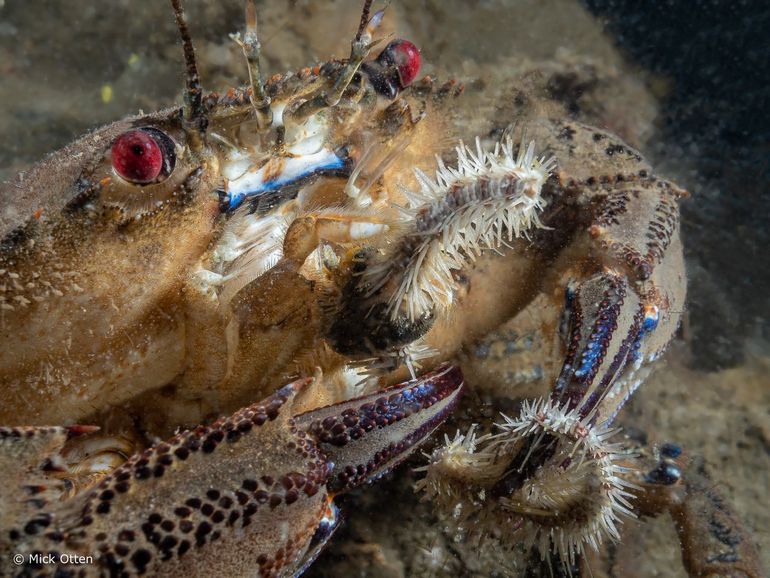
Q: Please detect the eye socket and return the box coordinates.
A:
[111,128,176,184]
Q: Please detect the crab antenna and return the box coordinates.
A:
[355,0,374,41]
[170,0,207,151]
[285,1,383,125]
[237,0,273,129]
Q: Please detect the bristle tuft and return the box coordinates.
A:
[415,396,636,569]
[362,132,555,321]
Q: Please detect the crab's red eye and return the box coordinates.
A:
[387,39,421,89]
[111,128,174,184]
[364,39,422,99]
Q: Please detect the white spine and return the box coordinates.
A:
[416,396,637,568]
[363,135,556,321]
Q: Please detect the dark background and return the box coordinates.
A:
[582,0,770,369]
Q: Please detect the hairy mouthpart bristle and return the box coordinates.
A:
[415,397,637,569]
[202,206,295,306]
[362,134,556,322]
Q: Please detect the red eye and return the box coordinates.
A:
[111,128,174,184]
[387,40,421,89]
[366,39,422,98]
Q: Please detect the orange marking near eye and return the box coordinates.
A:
[99,176,112,187]
[32,207,44,220]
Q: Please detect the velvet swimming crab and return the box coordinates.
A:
[0,1,763,577]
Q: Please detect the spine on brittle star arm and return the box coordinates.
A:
[361,136,556,322]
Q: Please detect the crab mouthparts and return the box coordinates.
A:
[219,148,350,213]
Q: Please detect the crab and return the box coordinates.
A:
[0,0,763,577]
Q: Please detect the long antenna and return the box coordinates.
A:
[170,0,207,150]
[236,0,272,129]
[355,0,374,41]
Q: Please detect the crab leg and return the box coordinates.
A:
[294,364,464,493]
[485,174,686,502]
[2,365,463,577]
[550,176,686,427]
[325,135,556,359]
[622,445,765,578]
[550,269,651,424]
[282,210,392,265]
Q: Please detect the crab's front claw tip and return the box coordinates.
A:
[295,364,464,493]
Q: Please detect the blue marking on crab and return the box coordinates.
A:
[295,501,340,577]
[641,307,659,334]
[630,305,660,363]
[574,316,614,380]
[222,148,347,212]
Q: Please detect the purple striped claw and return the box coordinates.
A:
[3,365,463,578]
[296,363,465,492]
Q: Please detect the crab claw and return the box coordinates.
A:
[3,365,463,577]
[295,363,464,492]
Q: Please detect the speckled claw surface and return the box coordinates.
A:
[0,365,463,577]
